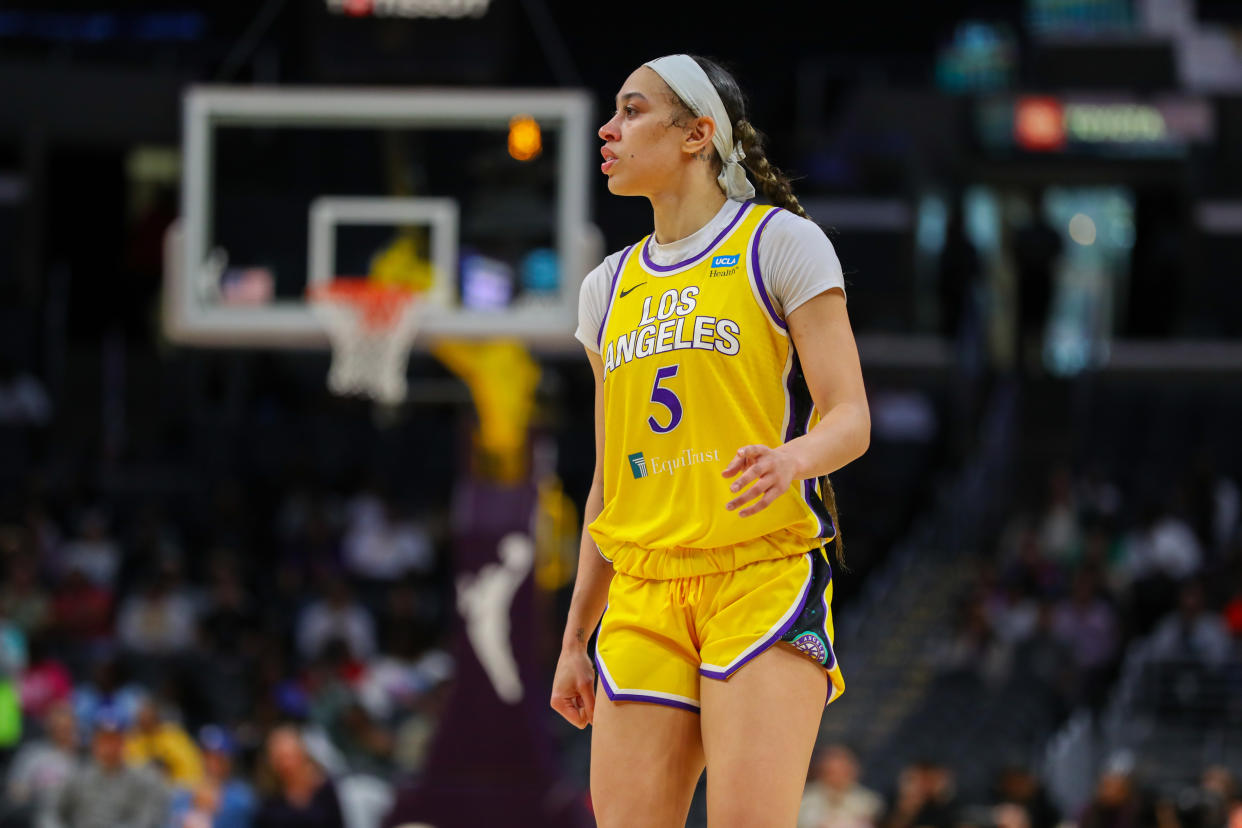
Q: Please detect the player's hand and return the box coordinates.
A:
[722,444,799,517]
[550,645,597,729]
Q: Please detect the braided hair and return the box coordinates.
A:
[662,55,845,565]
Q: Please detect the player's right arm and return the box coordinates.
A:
[550,346,612,729]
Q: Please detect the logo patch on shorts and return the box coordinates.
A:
[789,632,828,665]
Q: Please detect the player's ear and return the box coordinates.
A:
[682,115,717,158]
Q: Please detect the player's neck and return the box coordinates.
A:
[648,178,727,246]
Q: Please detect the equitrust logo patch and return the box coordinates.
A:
[709,253,739,278]
[627,448,721,480]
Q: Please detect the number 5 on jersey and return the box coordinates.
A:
[648,365,682,433]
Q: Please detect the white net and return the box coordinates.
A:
[309,284,423,405]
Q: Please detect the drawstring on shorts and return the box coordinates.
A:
[671,575,704,607]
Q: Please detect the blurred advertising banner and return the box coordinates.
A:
[978,95,1215,156]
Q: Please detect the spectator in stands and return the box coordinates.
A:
[193,563,262,726]
[992,765,1060,828]
[1118,499,1203,587]
[0,358,52,426]
[296,580,375,663]
[882,761,959,828]
[1184,766,1238,828]
[199,563,259,652]
[168,725,257,828]
[378,578,441,652]
[276,491,342,582]
[1051,568,1119,705]
[1184,453,1240,560]
[1076,462,1122,527]
[933,594,1011,685]
[19,634,73,718]
[4,702,79,823]
[341,496,433,584]
[256,725,345,828]
[19,497,62,578]
[72,657,144,732]
[1079,519,1123,590]
[58,509,121,589]
[357,625,452,722]
[980,563,1039,646]
[1077,763,1155,828]
[1038,464,1081,568]
[389,651,453,776]
[1224,565,1242,638]
[125,696,205,787]
[992,802,1031,828]
[1000,522,1061,598]
[51,568,114,652]
[1012,600,1077,714]
[0,613,26,751]
[798,743,884,828]
[52,708,169,828]
[303,640,359,749]
[335,701,395,778]
[1149,579,1231,669]
[0,554,50,639]
[118,561,199,657]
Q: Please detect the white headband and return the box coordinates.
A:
[643,54,756,202]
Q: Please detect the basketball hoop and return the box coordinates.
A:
[308,279,424,405]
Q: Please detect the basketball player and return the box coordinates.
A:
[551,55,870,827]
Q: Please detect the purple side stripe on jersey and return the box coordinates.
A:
[594,652,701,714]
[640,201,751,272]
[749,207,787,331]
[597,243,636,349]
[804,475,828,538]
[795,398,829,538]
[699,552,815,680]
[782,358,799,446]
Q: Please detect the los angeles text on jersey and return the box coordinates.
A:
[604,286,741,377]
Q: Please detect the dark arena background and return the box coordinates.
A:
[1,1,1241,827]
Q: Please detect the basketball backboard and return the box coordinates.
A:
[163,86,600,350]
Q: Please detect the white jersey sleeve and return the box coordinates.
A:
[758,209,847,319]
[573,248,626,354]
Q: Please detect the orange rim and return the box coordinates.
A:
[309,278,419,329]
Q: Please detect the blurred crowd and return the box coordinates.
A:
[799,744,1242,828]
[0,481,454,828]
[936,456,1241,714]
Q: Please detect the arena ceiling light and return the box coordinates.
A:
[324,0,492,18]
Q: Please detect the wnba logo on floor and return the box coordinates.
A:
[628,452,649,479]
[709,254,739,277]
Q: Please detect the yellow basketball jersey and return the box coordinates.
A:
[590,203,836,578]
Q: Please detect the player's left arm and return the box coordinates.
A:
[723,287,870,516]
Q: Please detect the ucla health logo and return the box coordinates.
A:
[709,253,739,277]
[628,452,648,479]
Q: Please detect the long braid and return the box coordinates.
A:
[671,55,845,566]
[725,98,844,566]
[733,119,810,220]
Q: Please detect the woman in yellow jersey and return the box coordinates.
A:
[550,54,870,827]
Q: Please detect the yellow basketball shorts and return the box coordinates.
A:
[595,548,845,713]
